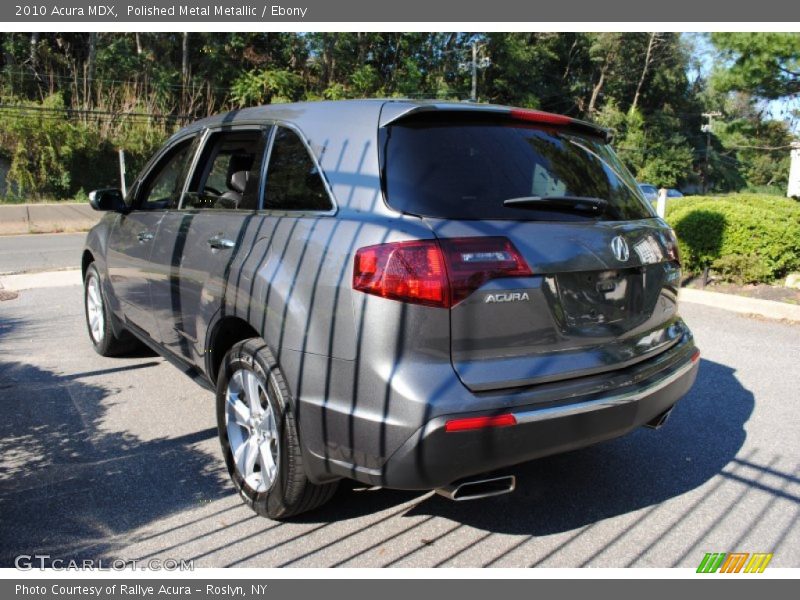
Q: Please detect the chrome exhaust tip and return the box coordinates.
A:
[435,475,516,501]
[645,407,674,429]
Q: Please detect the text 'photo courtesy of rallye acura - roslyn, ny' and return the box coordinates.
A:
[81,99,699,519]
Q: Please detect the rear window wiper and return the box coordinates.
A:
[502,195,608,214]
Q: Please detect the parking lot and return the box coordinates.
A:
[0,237,798,568]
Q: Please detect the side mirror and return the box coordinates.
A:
[88,188,126,212]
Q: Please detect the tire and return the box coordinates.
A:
[216,338,338,519]
[83,263,139,357]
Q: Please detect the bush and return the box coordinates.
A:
[711,254,773,285]
[665,194,800,284]
[0,93,174,201]
[1,94,75,199]
[742,184,787,197]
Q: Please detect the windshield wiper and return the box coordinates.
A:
[502,195,608,214]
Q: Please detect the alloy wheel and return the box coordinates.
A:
[225,368,280,492]
[86,274,105,344]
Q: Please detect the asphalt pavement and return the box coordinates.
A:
[0,276,798,568]
[0,232,86,275]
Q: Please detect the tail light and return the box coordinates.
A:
[439,237,532,305]
[353,237,532,308]
[352,240,448,307]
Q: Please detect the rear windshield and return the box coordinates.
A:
[380,115,655,222]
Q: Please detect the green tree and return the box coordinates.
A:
[711,32,800,98]
[0,32,796,200]
[230,68,304,106]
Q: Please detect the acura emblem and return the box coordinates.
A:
[611,236,630,262]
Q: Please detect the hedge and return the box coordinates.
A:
[664,194,800,284]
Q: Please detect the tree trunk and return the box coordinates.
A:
[390,33,402,88]
[357,32,366,65]
[181,32,190,83]
[135,32,143,55]
[29,32,40,72]
[588,62,607,114]
[84,32,98,109]
[322,34,336,86]
[3,33,16,68]
[289,35,300,70]
[631,33,659,113]
[181,32,190,112]
[563,36,579,81]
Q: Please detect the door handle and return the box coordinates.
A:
[208,235,235,250]
[137,231,154,243]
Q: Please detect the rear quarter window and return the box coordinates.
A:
[263,126,332,212]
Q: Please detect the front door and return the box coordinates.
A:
[105,136,197,340]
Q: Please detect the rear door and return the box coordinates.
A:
[148,126,269,363]
[381,112,685,392]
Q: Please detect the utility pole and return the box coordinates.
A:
[789,141,800,198]
[118,149,127,197]
[471,42,478,102]
[701,111,721,194]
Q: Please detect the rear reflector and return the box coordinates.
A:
[691,349,700,363]
[445,414,517,432]
[353,237,532,308]
[510,108,572,126]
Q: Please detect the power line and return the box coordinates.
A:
[1,66,235,93]
[0,104,193,121]
[724,143,796,151]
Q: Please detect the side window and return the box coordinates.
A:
[263,127,332,212]
[183,129,266,210]
[137,139,194,210]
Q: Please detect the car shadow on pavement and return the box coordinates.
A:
[305,358,755,538]
[0,348,229,566]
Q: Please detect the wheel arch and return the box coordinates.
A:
[81,249,95,279]
[207,315,261,385]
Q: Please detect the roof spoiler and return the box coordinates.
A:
[380,103,612,143]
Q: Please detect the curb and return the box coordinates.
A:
[0,268,82,291]
[679,287,800,323]
[0,203,98,235]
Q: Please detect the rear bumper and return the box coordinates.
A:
[375,347,699,490]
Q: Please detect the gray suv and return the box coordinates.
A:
[82,100,699,518]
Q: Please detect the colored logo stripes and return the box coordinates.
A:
[697,552,773,573]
